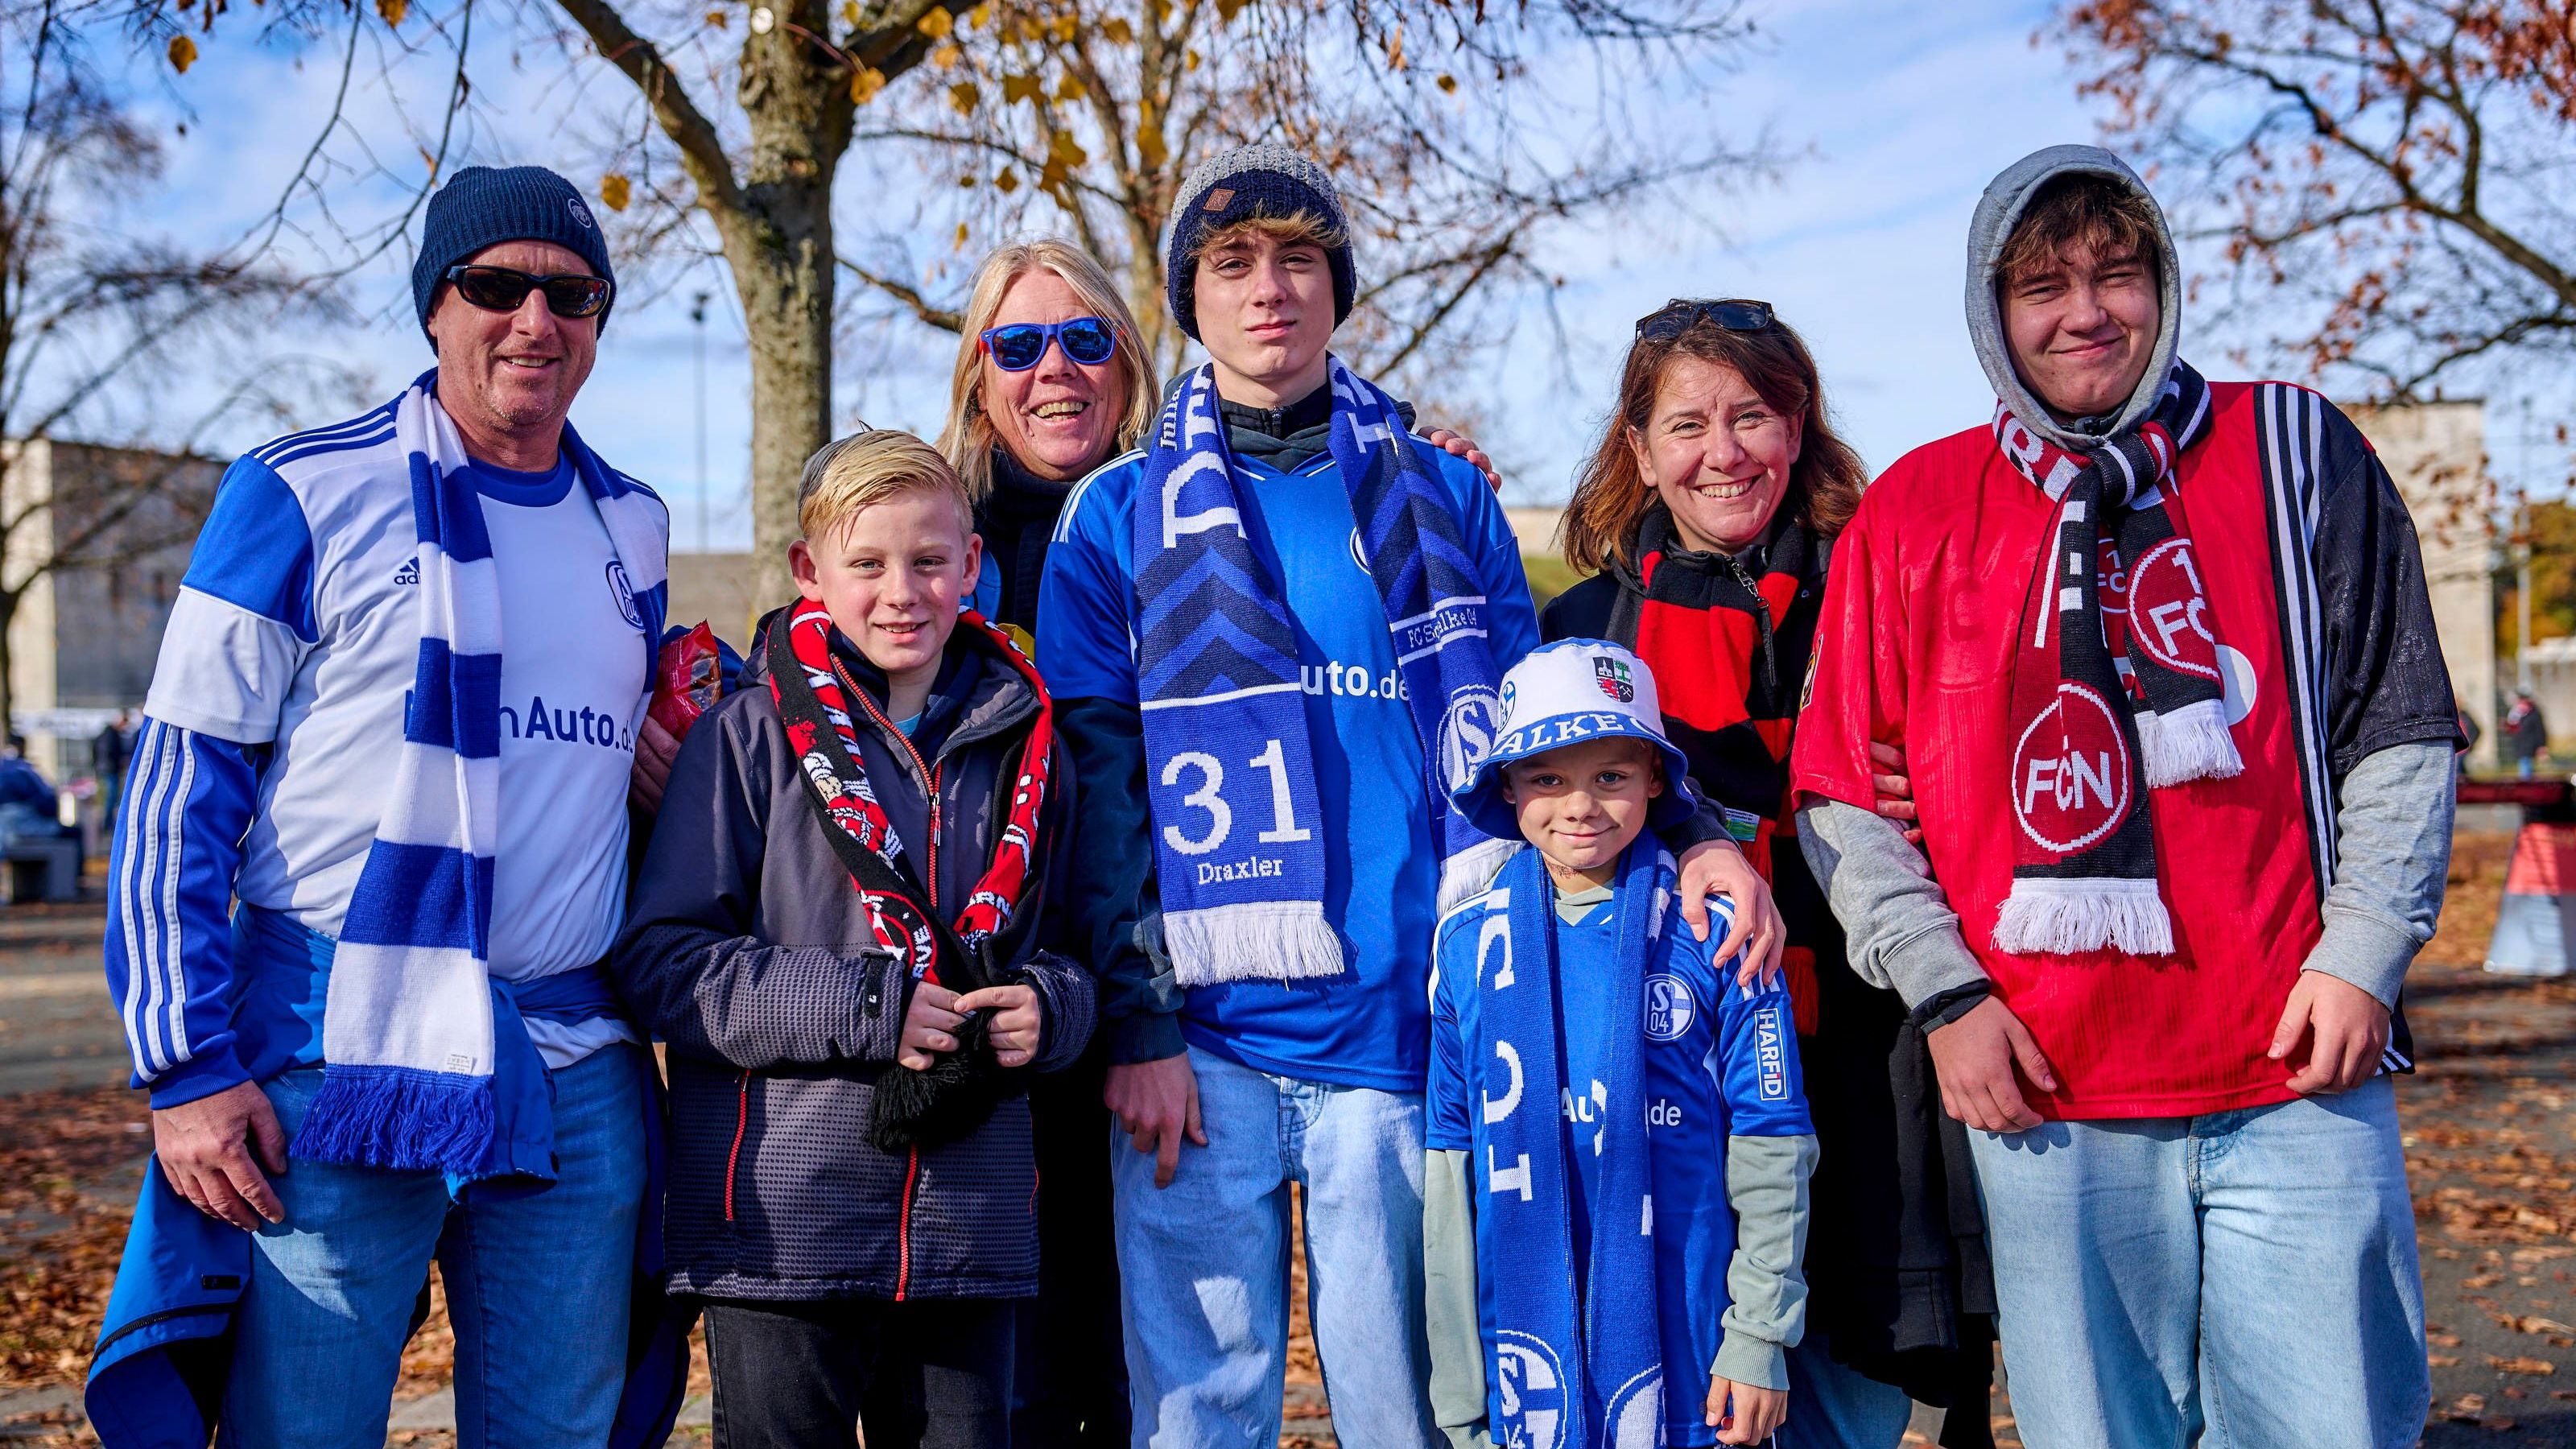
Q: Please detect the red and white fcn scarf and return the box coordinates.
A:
[1994,360,2238,957]
[764,601,1055,986]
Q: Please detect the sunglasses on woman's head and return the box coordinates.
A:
[1634,298,1776,340]
[443,265,614,320]
[980,316,1118,371]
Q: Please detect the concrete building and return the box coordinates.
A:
[1,440,220,782]
[2346,400,2498,766]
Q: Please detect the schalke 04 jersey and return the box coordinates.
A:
[1427,867,1813,1448]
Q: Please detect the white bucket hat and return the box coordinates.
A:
[1450,638,1698,841]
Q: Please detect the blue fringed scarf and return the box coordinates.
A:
[1132,357,1513,986]
[1475,840,1668,1449]
[287,370,668,1182]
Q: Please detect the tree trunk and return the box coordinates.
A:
[721,213,833,607]
[711,0,853,606]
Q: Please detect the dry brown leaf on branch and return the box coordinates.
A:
[167,35,197,72]
[599,173,633,211]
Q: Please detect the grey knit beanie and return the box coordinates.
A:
[1163,143,1356,341]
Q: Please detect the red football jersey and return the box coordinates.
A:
[1793,382,2451,1119]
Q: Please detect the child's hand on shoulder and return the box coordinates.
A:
[898,981,967,1070]
[956,984,1042,1068]
[1707,1378,1786,1446]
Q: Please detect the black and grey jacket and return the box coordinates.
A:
[614,615,1092,1302]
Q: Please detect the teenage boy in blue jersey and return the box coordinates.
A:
[1425,641,1816,1449]
[1039,142,1780,1448]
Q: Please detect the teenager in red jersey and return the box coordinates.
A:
[1790,145,2459,1448]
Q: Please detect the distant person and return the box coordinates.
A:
[91,164,681,1447]
[93,710,136,832]
[1794,146,2460,1448]
[0,737,70,852]
[2507,687,2548,778]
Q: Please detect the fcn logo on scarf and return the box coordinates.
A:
[2011,682,2133,853]
[2124,537,2220,681]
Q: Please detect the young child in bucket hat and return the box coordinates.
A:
[1423,639,1818,1448]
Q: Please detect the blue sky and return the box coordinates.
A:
[92,0,2566,548]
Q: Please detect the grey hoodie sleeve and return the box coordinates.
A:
[1794,799,1989,1008]
[2308,740,2454,1006]
[1424,1147,1492,1449]
[613,699,914,1070]
[1712,1133,1819,1392]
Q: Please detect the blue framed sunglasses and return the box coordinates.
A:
[980,316,1118,371]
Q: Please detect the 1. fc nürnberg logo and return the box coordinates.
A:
[2124,537,2221,681]
[2011,682,2133,853]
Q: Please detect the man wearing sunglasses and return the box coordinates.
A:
[92,165,679,1447]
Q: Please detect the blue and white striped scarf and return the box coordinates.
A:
[1475,840,1669,1449]
[287,371,668,1182]
[1133,357,1513,986]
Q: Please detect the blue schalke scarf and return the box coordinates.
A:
[1474,840,1667,1449]
[1132,357,1513,986]
[288,370,667,1181]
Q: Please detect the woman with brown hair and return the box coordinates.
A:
[1542,300,1996,1449]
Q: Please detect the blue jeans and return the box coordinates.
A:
[1966,1077,2426,1449]
[1781,1331,1913,1448]
[1113,1046,1439,1449]
[218,1044,648,1449]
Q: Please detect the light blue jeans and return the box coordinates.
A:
[1113,1046,1440,1449]
[1781,1331,1913,1448]
[1967,1076,2426,1449]
[218,1044,648,1449]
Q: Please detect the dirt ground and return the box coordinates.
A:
[6,831,2574,1447]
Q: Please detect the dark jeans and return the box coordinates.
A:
[702,1297,1015,1449]
[1013,1053,1131,1449]
[862,1055,1131,1449]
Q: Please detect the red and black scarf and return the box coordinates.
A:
[1616,508,1823,1029]
[1992,360,2239,957]
[765,601,1057,1147]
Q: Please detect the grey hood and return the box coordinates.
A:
[1966,144,2182,451]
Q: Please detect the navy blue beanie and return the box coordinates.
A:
[411,165,617,340]
[1163,143,1356,342]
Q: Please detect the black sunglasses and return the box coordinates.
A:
[980,316,1118,371]
[443,264,614,320]
[1635,297,1776,340]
